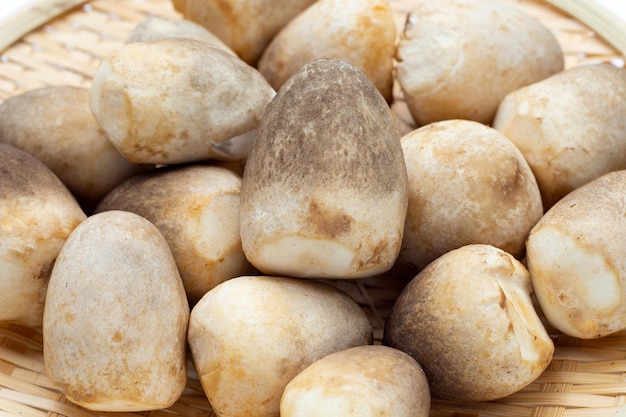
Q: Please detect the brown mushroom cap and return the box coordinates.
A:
[240,58,408,278]
[175,0,317,65]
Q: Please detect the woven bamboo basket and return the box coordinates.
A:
[1,1,626,416]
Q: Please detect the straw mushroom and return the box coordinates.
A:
[43,210,189,411]
[493,63,626,209]
[126,15,236,55]
[173,0,317,65]
[384,244,554,402]
[187,275,373,417]
[396,0,563,126]
[258,0,397,102]
[280,345,430,417]
[89,38,275,165]
[398,119,543,271]
[0,86,149,211]
[0,143,86,327]
[526,170,626,339]
[95,164,255,304]
[240,58,408,278]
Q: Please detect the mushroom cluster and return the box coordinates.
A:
[1,0,626,415]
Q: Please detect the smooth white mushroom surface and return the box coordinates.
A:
[43,210,189,412]
[188,275,373,417]
[0,143,86,327]
[527,170,626,339]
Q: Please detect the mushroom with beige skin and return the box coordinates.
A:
[0,143,86,327]
[526,170,626,339]
[281,345,431,417]
[89,38,275,165]
[125,15,236,55]
[43,210,189,412]
[258,0,397,102]
[188,275,373,417]
[173,0,318,65]
[384,244,554,402]
[240,58,408,279]
[95,164,256,304]
[493,63,626,209]
[395,0,563,126]
[398,119,543,272]
[0,86,150,211]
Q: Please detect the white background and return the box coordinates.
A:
[595,0,626,22]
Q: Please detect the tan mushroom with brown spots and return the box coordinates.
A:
[240,58,408,279]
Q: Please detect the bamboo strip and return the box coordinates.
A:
[0,347,44,374]
[552,347,626,362]
[535,371,626,384]
[0,395,48,417]
[0,389,94,417]
[0,373,58,400]
[545,0,626,56]
[10,368,60,391]
[504,391,620,408]
[0,0,86,52]
[564,407,626,417]
[578,360,626,373]
[569,383,626,395]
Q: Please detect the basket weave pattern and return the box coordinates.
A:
[1,1,625,416]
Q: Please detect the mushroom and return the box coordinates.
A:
[0,143,85,327]
[258,0,397,102]
[384,244,554,402]
[526,170,626,339]
[398,119,543,271]
[173,0,317,65]
[240,58,408,278]
[96,164,255,304]
[281,345,430,417]
[493,63,626,209]
[43,210,189,411]
[89,38,275,165]
[396,0,563,126]
[0,85,150,211]
[125,15,236,55]
[187,275,372,417]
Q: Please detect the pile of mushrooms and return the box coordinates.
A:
[1,0,626,416]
